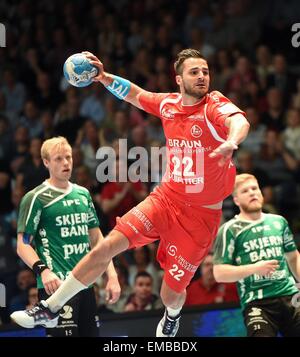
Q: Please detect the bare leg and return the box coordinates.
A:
[72,230,129,285]
[46,230,129,312]
[160,279,186,309]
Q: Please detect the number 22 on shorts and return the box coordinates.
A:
[169,264,185,281]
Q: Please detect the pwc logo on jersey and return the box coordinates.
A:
[190,125,202,138]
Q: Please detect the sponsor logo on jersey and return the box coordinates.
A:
[272,221,281,230]
[187,114,204,121]
[63,242,90,259]
[190,125,202,138]
[62,199,81,207]
[60,305,73,319]
[167,244,177,257]
[248,307,262,316]
[168,139,202,148]
[39,228,46,237]
[161,107,175,119]
[33,210,41,230]
[82,197,88,206]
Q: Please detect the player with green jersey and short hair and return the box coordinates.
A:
[213,173,300,337]
[12,136,121,336]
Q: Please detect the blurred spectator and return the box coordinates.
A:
[54,94,86,145]
[266,54,296,106]
[80,83,105,127]
[1,68,26,116]
[256,130,298,217]
[15,138,48,192]
[100,110,131,146]
[4,185,24,236]
[26,286,39,310]
[281,109,300,161]
[9,268,36,313]
[236,149,271,189]
[76,120,101,175]
[19,100,43,139]
[240,107,267,155]
[0,159,13,214]
[10,126,30,176]
[255,45,274,90]
[127,246,161,294]
[74,165,110,235]
[124,271,163,312]
[185,253,239,306]
[261,87,286,132]
[40,110,55,141]
[211,49,234,93]
[226,56,257,95]
[0,115,13,161]
[145,115,166,146]
[34,72,61,111]
[100,158,148,229]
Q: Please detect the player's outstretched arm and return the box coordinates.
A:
[213,260,279,283]
[83,51,147,110]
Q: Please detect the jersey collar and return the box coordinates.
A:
[44,180,73,194]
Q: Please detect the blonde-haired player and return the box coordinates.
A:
[11,136,120,336]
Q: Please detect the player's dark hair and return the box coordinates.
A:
[174,48,207,75]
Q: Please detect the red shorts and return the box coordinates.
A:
[114,186,222,293]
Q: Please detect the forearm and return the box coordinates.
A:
[226,114,250,145]
[287,253,300,282]
[214,263,256,283]
[99,72,144,109]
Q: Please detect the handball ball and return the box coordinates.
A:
[63,53,98,87]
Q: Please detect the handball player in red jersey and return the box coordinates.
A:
[11,49,249,337]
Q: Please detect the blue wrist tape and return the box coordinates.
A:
[105,75,131,100]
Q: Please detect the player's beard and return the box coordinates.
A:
[183,81,208,99]
[240,199,263,214]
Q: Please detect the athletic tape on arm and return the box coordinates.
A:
[105,75,131,100]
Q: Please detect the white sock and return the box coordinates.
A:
[166,306,182,318]
[46,273,87,313]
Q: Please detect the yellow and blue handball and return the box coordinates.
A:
[63,53,98,87]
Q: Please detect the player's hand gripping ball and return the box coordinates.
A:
[63,53,98,87]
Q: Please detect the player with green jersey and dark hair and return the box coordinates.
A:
[213,173,300,337]
[11,136,121,336]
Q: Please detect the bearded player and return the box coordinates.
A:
[213,174,300,337]
[11,49,249,337]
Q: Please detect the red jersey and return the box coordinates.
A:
[185,277,239,306]
[138,91,245,205]
[101,181,146,228]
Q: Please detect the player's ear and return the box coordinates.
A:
[43,158,49,169]
[175,75,182,86]
[233,195,239,207]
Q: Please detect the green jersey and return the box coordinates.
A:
[17,181,99,289]
[213,213,298,309]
